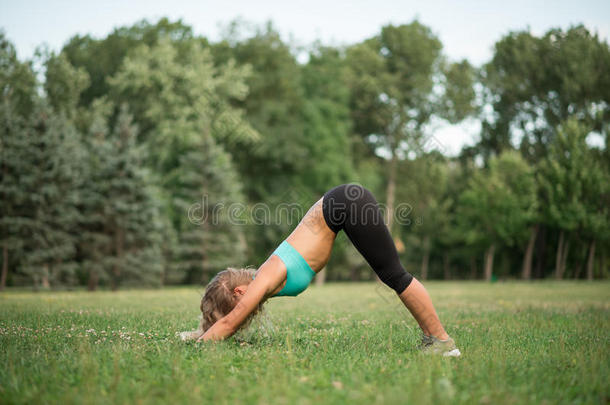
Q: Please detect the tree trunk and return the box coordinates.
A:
[111,228,125,292]
[586,240,596,281]
[443,252,451,280]
[521,225,538,280]
[534,225,547,279]
[420,235,430,280]
[559,239,570,279]
[484,244,495,282]
[349,264,360,281]
[1,244,8,291]
[1,162,7,291]
[51,259,62,290]
[110,270,117,291]
[555,230,565,279]
[573,263,583,279]
[315,268,327,286]
[88,269,98,291]
[469,256,477,279]
[41,264,50,289]
[160,240,172,287]
[385,153,398,233]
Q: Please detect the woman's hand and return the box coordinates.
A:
[179,330,203,341]
[197,317,238,342]
[196,296,263,342]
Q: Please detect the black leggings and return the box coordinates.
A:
[322,184,414,294]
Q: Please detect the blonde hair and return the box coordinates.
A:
[180,267,262,341]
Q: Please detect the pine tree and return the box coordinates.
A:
[77,103,113,290]
[25,106,82,287]
[0,34,38,290]
[104,105,165,289]
[1,101,81,288]
[77,103,166,290]
[170,135,246,283]
[0,98,30,289]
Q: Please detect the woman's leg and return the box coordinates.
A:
[398,279,448,340]
[322,184,448,340]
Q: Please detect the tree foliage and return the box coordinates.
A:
[0,19,608,289]
[457,151,538,280]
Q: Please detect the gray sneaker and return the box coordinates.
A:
[418,334,434,350]
[420,335,461,357]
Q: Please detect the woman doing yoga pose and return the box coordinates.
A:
[185,184,460,356]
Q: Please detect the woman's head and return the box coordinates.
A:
[199,267,259,333]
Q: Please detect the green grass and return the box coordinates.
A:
[1,282,608,405]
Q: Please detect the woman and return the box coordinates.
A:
[185,184,460,356]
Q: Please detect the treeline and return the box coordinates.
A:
[0,19,608,290]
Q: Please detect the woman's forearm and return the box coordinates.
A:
[199,318,236,342]
[198,264,277,343]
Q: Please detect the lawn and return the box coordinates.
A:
[1,281,608,404]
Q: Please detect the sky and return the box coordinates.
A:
[1,0,608,154]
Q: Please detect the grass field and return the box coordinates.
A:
[1,282,608,405]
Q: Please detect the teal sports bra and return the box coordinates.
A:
[254,240,316,297]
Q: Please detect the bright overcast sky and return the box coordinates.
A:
[1,0,608,154]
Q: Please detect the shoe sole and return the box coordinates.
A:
[443,348,461,357]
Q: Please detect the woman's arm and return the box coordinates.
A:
[197,256,286,342]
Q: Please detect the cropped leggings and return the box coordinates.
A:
[322,184,414,294]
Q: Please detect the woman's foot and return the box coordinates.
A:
[420,335,461,357]
[418,334,434,349]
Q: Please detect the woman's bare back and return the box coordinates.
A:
[285,198,336,272]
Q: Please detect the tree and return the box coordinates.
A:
[76,104,113,290]
[103,106,166,289]
[212,23,331,267]
[346,21,476,231]
[0,101,82,288]
[2,40,88,289]
[169,134,246,283]
[213,22,307,201]
[457,151,537,280]
[44,52,90,120]
[0,32,37,119]
[396,154,452,280]
[0,34,39,290]
[480,25,610,279]
[299,44,363,284]
[107,39,256,177]
[299,44,354,194]
[107,38,256,280]
[443,157,482,280]
[538,118,609,279]
[481,25,610,162]
[0,99,31,290]
[62,18,199,107]
[75,103,167,290]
